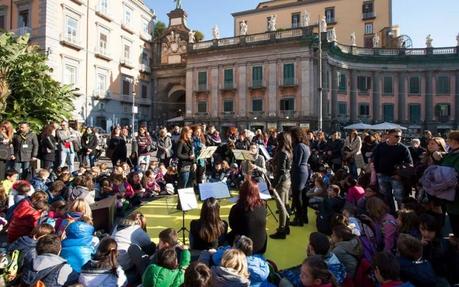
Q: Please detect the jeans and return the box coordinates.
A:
[14,161,31,180]
[138,155,151,168]
[377,174,405,213]
[60,149,75,172]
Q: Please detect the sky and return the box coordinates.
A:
[145,0,459,48]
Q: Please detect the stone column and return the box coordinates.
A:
[210,66,219,118]
[330,67,338,119]
[301,58,311,117]
[398,73,406,123]
[185,68,193,118]
[350,70,357,122]
[238,64,247,117]
[268,60,277,115]
[425,71,433,124]
[372,71,380,122]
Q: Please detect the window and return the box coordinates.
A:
[197,101,207,113]
[357,76,371,91]
[409,76,420,94]
[198,71,207,90]
[0,9,6,30]
[365,23,373,34]
[141,84,147,98]
[383,76,393,94]
[98,0,108,14]
[280,98,295,111]
[325,7,335,23]
[437,76,450,94]
[122,77,131,96]
[252,66,263,87]
[63,63,77,86]
[291,13,301,28]
[223,100,233,112]
[224,69,233,88]
[123,5,133,26]
[338,102,347,115]
[409,104,421,123]
[252,99,263,112]
[18,9,29,27]
[283,63,295,85]
[95,69,107,92]
[338,72,346,92]
[359,103,370,116]
[65,15,78,42]
[383,104,394,122]
[435,104,450,118]
[362,1,375,19]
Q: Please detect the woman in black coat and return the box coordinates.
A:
[189,197,228,250]
[290,127,311,226]
[81,127,99,167]
[39,123,58,171]
[108,127,127,167]
[228,179,267,254]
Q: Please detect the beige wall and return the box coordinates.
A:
[233,0,391,47]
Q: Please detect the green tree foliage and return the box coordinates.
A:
[153,21,166,38]
[194,31,204,42]
[0,33,75,131]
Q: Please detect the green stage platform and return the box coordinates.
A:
[139,195,316,270]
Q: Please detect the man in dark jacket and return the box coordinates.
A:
[372,129,413,213]
[12,122,39,179]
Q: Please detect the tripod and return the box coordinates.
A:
[177,209,190,245]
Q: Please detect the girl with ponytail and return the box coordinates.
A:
[79,237,127,286]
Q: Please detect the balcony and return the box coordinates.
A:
[94,46,112,61]
[93,89,111,100]
[12,26,32,37]
[120,57,134,69]
[60,33,83,50]
[140,32,152,42]
[362,12,376,20]
[95,6,112,22]
[249,80,266,91]
[221,82,237,91]
[140,64,151,74]
[121,23,134,34]
[280,78,298,88]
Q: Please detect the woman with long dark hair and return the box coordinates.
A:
[269,132,293,239]
[107,127,127,168]
[39,123,58,171]
[176,126,195,189]
[0,121,14,178]
[290,127,311,226]
[228,179,267,254]
[189,197,228,250]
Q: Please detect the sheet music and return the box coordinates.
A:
[178,188,198,211]
[199,182,231,201]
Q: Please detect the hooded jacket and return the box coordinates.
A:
[60,221,95,272]
[332,237,362,278]
[21,253,79,287]
[79,260,127,287]
[211,266,250,287]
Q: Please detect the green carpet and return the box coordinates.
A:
[139,195,316,270]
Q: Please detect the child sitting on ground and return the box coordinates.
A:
[142,245,191,287]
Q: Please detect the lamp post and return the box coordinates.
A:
[318,17,323,131]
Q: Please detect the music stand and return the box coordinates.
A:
[177,188,198,244]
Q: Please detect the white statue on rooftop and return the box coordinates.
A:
[213,25,220,40]
[240,21,248,36]
[328,27,336,42]
[319,16,327,32]
[303,10,310,27]
[373,34,380,48]
[268,15,277,31]
[350,32,356,46]
[188,30,195,43]
[426,34,433,48]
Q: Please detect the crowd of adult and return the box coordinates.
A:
[0,120,458,287]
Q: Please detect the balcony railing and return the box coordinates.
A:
[12,26,32,36]
[362,12,376,20]
[60,33,83,50]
